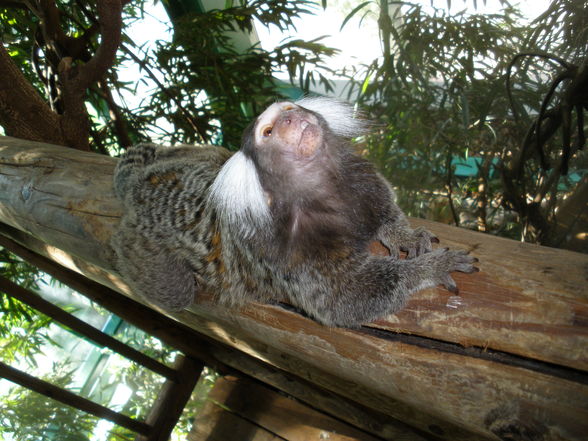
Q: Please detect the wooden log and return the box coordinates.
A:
[383,218,588,372]
[1,135,587,441]
[189,397,282,441]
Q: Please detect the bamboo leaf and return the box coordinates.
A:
[340,1,372,31]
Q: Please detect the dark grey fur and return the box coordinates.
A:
[111,98,477,326]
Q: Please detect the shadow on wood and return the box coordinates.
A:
[190,376,384,441]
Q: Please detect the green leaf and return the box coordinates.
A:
[361,72,372,95]
[340,1,371,31]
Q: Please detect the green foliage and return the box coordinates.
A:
[528,0,588,60]
[347,2,523,209]
[145,0,336,148]
[0,259,193,440]
[0,364,98,441]
[0,7,42,92]
[341,0,587,247]
[1,0,336,152]
[0,287,187,440]
[0,250,51,365]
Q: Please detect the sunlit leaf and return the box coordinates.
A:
[340,1,371,31]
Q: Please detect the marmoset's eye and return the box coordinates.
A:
[262,126,273,137]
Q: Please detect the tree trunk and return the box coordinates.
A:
[0,45,65,146]
[0,135,587,441]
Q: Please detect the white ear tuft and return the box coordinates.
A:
[208,151,271,237]
[295,96,367,138]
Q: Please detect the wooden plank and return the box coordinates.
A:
[176,298,588,441]
[377,218,588,372]
[1,136,587,440]
[207,376,384,441]
[189,399,284,441]
[204,342,435,441]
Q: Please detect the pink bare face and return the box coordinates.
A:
[254,102,324,159]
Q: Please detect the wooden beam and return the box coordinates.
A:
[1,136,587,440]
[382,216,588,372]
[190,399,284,441]
[0,360,151,435]
[136,355,204,441]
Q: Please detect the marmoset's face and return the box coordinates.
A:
[252,102,325,160]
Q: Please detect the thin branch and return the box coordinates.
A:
[444,153,460,227]
[94,80,133,148]
[534,69,575,170]
[121,43,207,143]
[506,52,570,121]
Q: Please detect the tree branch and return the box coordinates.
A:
[72,0,122,92]
[121,43,207,144]
[95,79,133,148]
[0,1,124,151]
[56,0,122,150]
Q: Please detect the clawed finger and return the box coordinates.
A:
[454,254,479,273]
[441,275,459,293]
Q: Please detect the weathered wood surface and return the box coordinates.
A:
[1,135,587,441]
[190,376,383,441]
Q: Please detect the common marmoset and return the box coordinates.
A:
[111,97,478,327]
